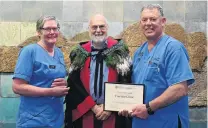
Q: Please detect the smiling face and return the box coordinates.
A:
[140,8,166,41]
[37,20,59,45]
[89,14,108,43]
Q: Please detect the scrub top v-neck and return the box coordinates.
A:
[13,43,67,128]
[132,35,194,128]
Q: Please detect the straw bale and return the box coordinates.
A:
[60,45,77,71]
[0,47,2,56]
[120,23,186,47]
[0,47,3,70]
[164,23,186,43]
[65,40,82,47]
[189,58,207,94]
[18,33,67,47]
[189,90,207,107]
[56,34,68,47]
[0,33,67,73]
[18,36,39,47]
[0,45,75,73]
[185,32,207,71]
[121,22,147,47]
[188,58,207,106]
[69,31,90,43]
[0,46,20,72]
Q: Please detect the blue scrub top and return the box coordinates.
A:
[13,43,67,128]
[132,35,194,128]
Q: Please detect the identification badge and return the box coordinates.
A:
[49,65,56,69]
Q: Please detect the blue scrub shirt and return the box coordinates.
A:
[132,35,194,128]
[13,43,67,128]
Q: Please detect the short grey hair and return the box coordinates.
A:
[141,4,164,17]
[36,15,60,32]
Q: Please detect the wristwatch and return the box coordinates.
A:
[146,103,154,115]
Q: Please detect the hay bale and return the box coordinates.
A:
[56,33,68,47]
[0,33,68,73]
[0,46,20,72]
[164,23,186,43]
[120,23,207,71]
[0,45,75,73]
[185,32,207,71]
[60,45,76,71]
[189,90,207,107]
[121,22,147,47]
[69,31,90,43]
[18,33,67,47]
[18,36,39,47]
[65,40,81,47]
[120,22,186,47]
[188,58,207,99]
[0,47,3,70]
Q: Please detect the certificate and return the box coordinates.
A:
[104,82,144,112]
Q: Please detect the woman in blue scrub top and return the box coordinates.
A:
[12,15,70,128]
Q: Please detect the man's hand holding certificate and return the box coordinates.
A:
[104,83,144,112]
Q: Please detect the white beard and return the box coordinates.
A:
[91,35,107,43]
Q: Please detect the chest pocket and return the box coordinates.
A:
[145,58,160,82]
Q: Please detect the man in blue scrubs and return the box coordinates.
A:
[119,4,194,128]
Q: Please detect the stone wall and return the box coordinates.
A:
[0,1,206,46]
[0,1,207,128]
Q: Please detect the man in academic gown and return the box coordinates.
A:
[64,14,132,128]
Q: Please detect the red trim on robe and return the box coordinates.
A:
[83,111,94,128]
[107,37,118,48]
[72,96,96,121]
[108,67,118,82]
[101,67,117,128]
[80,57,91,93]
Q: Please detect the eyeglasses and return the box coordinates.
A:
[41,27,60,32]
[90,25,106,31]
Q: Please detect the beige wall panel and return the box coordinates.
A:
[0,22,21,46]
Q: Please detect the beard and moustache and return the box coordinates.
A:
[90,34,107,45]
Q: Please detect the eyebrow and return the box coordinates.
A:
[91,24,106,26]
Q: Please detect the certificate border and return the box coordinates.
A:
[103,82,145,112]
